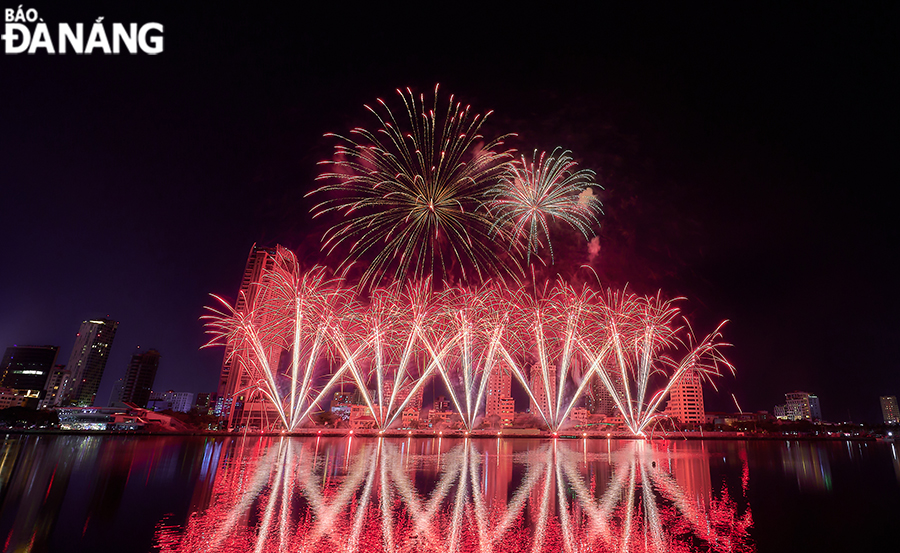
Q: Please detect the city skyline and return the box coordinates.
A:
[1,4,897,422]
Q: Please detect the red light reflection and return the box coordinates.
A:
[155,438,753,552]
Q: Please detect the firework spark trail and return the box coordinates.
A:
[206,256,731,436]
[423,284,512,432]
[253,438,288,553]
[553,442,577,553]
[572,291,733,436]
[202,252,358,431]
[490,148,603,265]
[310,84,516,289]
[203,294,288,428]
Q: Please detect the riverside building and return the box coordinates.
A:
[63,319,118,406]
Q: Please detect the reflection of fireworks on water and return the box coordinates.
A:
[310,84,515,288]
[155,438,754,553]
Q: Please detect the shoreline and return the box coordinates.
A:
[1,428,882,441]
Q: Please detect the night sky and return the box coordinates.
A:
[2,3,897,422]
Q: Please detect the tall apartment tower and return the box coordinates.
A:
[486,362,515,426]
[529,363,557,424]
[587,359,626,416]
[39,365,70,409]
[214,244,279,427]
[0,345,59,399]
[120,348,161,408]
[64,319,118,406]
[880,396,899,424]
[665,370,705,425]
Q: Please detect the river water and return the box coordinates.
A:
[0,434,897,552]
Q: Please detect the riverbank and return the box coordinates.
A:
[1,427,881,441]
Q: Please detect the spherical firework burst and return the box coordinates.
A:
[490,148,602,265]
[310,84,515,289]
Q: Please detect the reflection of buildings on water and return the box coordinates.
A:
[156,437,753,553]
[482,438,513,508]
[665,441,713,508]
[0,435,93,551]
[0,436,228,552]
[780,440,833,491]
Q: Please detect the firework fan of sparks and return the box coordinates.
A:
[202,248,354,431]
[491,147,603,266]
[204,263,733,434]
[310,84,516,289]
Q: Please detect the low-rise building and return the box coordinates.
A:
[0,387,29,409]
[775,391,822,422]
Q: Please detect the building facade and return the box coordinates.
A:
[39,365,70,409]
[529,363,557,425]
[120,348,161,408]
[586,362,625,416]
[775,391,822,421]
[0,345,59,404]
[0,387,29,409]
[214,244,278,428]
[64,319,118,406]
[665,370,705,425]
[881,395,899,425]
[148,390,195,413]
[486,362,515,426]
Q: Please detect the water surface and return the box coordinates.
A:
[0,434,897,552]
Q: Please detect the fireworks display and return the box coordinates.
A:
[208,85,732,436]
[310,84,515,288]
[204,266,732,434]
[490,148,602,266]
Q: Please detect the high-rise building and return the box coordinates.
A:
[775,391,822,422]
[120,348,161,408]
[406,383,424,413]
[486,362,515,426]
[214,244,278,427]
[64,319,118,406]
[108,378,126,407]
[0,345,59,402]
[587,360,625,416]
[529,363,557,425]
[379,377,423,425]
[665,370,705,425]
[880,396,899,425]
[39,365,70,409]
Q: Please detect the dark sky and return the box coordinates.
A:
[1,2,897,422]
